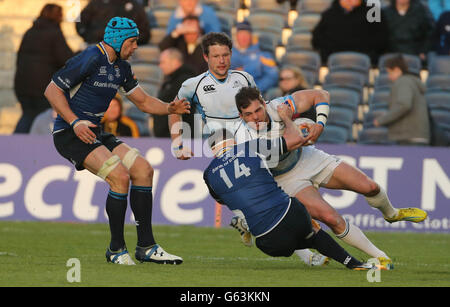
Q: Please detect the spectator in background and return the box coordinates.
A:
[159,15,208,74]
[373,54,430,145]
[265,65,316,121]
[383,0,434,61]
[76,0,150,46]
[312,0,388,64]
[101,94,140,137]
[154,48,196,138]
[29,108,57,135]
[428,0,450,21]
[166,0,221,34]
[432,10,450,55]
[231,21,279,95]
[14,3,73,133]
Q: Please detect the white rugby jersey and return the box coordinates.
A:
[176,70,256,132]
[234,94,301,176]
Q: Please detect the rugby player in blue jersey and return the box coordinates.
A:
[203,104,374,270]
[44,17,189,265]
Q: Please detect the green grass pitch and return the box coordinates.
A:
[0,221,449,287]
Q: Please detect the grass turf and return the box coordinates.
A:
[0,221,449,287]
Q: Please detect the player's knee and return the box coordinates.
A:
[108,164,131,190]
[130,159,154,182]
[320,211,343,231]
[362,180,380,197]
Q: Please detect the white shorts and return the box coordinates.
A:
[274,145,342,196]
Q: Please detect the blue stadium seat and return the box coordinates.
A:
[327,52,371,84]
[285,32,313,52]
[426,75,450,92]
[247,12,286,35]
[426,91,450,112]
[326,106,355,141]
[317,124,349,144]
[296,0,333,14]
[368,89,390,111]
[281,50,321,84]
[428,55,450,76]
[323,71,365,101]
[328,88,360,114]
[130,45,160,64]
[357,127,394,145]
[374,73,393,90]
[292,13,321,33]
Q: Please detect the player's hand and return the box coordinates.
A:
[168,98,190,115]
[173,145,193,160]
[303,122,324,145]
[277,103,293,121]
[73,120,97,144]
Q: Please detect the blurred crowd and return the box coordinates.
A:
[9,0,450,146]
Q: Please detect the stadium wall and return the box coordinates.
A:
[0,134,449,233]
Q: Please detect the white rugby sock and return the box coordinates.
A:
[294,249,314,264]
[336,220,388,259]
[365,187,398,219]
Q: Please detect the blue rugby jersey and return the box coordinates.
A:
[203,138,291,237]
[51,42,139,132]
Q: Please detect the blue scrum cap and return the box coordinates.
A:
[104,17,139,54]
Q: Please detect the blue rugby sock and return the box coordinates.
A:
[130,185,156,247]
[106,190,128,251]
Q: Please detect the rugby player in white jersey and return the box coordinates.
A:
[232,86,428,270]
[168,32,256,160]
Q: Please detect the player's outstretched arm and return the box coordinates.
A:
[291,89,330,144]
[44,82,97,144]
[127,86,190,116]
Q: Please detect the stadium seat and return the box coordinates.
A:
[323,71,365,101]
[149,0,178,9]
[326,106,355,140]
[357,127,394,145]
[328,88,360,114]
[426,74,450,91]
[247,12,286,35]
[428,55,450,76]
[124,102,150,136]
[362,109,387,129]
[149,27,166,45]
[378,53,422,75]
[255,31,280,55]
[139,81,160,96]
[150,7,173,28]
[317,124,349,144]
[296,0,333,14]
[327,52,371,84]
[368,89,390,111]
[280,50,321,84]
[131,63,162,84]
[374,73,393,90]
[285,32,313,51]
[130,45,160,64]
[292,13,321,33]
[426,91,450,111]
[204,0,240,13]
[216,11,234,36]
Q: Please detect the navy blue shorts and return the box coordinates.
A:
[53,127,123,171]
[255,198,314,257]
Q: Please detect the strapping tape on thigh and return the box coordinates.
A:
[122,147,140,170]
[97,155,121,180]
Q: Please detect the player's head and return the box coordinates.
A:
[104,17,139,60]
[201,32,233,79]
[235,87,269,131]
[384,54,409,82]
[207,128,235,155]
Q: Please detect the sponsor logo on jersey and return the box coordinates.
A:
[99,66,107,76]
[203,84,216,93]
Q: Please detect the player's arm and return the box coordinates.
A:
[290,89,330,144]
[126,86,190,116]
[277,103,307,151]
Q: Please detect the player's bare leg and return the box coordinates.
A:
[113,144,183,265]
[324,162,427,223]
[294,186,391,266]
[83,146,135,265]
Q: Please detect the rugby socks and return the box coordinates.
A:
[311,229,362,269]
[130,185,156,247]
[106,190,128,251]
[365,187,398,219]
[294,249,315,264]
[336,220,388,259]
